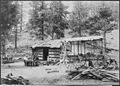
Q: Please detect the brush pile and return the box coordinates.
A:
[1,73,31,85]
[67,67,119,82]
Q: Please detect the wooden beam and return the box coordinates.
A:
[74,42,75,55]
[91,40,92,54]
[70,42,72,52]
[93,40,95,53]
[84,41,86,54]
[78,41,79,55]
[80,41,82,54]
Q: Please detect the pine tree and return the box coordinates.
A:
[28,1,48,40]
[0,1,19,58]
[86,3,117,53]
[48,1,69,39]
[69,1,88,37]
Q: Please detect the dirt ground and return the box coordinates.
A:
[1,61,119,85]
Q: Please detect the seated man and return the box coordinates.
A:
[24,55,28,61]
[23,56,29,66]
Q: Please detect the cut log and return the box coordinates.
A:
[71,73,82,80]
[5,74,31,85]
[47,70,59,73]
[67,67,119,82]
[100,72,119,82]
[89,70,103,79]
[102,78,111,82]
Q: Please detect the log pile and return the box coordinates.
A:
[1,73,31,85]
[67,67,119,82]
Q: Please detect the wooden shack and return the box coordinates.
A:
[62,36,104,55]
[31,40,62,61]
[31,36,103,61]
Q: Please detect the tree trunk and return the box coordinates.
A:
[41,1,44,40]
[42,19,44,40]
[0,2,2,71]
[103,31,106,54]
[2,39,6,58]
[1,32,6,59]
[15,25,17,49]
[20,1,23,31]
[51,32,54,40]
[0,33,6,63]
[0,31,1,65]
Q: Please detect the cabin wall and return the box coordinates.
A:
[32,47,61,61]
[49,48,60,58]
[70,40,102,55]
[32,48,43,60]
[48,48,60,61]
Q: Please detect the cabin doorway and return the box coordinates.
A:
[43,47,49,60]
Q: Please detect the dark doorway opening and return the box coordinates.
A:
[43,47,49,60]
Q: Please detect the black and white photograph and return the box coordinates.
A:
[0,0,119,85]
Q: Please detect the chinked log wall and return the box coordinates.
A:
[49,48,60,58]
[33,48,61,60]
[33,49,43,60]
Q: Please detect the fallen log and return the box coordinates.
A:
[2,73,31,85]
[89,69,103,80]
[67,67,119,82]
[71,73,82,80]
[47,70,59,73]
[100,72,119,82]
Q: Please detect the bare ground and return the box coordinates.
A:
[1,61,119,85]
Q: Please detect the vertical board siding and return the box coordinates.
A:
[70,40,102,55]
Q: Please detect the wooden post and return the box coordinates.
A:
[74,42,75,55]
[84,41,86,54]
[100,39,102,52]
[99,40,100,53]
[71,42,72,53]
[101,38,104,54]
[78,41,79,55]
[80,41,82,54]
[90,40,92,54]
[93,40,95,54]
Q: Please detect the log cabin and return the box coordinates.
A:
[31,40,62,61]
[31,36,103,62]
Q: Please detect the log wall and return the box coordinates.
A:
[32,48,61,61]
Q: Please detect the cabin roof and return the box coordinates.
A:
[32,39,61,48]
[32,36,103,48]
[62,36,103,42]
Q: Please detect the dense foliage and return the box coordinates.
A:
[0,1,19,57]
[0,1,119,57]
[28,1,69,40]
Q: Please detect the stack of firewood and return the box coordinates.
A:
[1,73,31,85]
[67,67,119,82]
